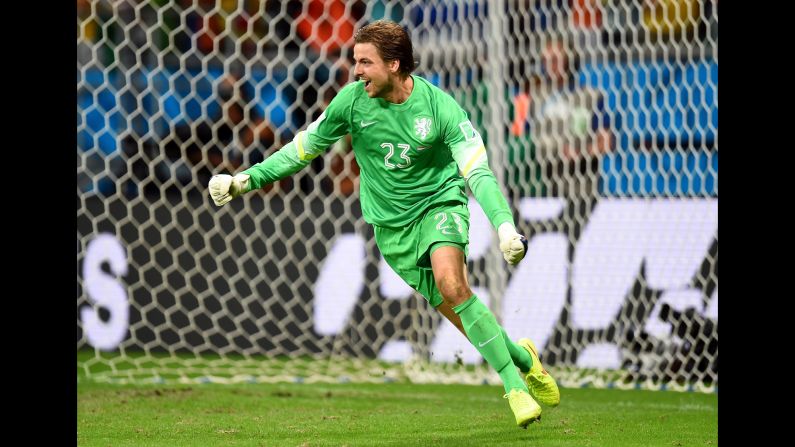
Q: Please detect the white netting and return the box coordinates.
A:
[78,0,717,392]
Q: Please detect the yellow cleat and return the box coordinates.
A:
[518,338,561,407]
[504,389,542,429]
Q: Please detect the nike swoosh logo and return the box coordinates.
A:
[478,333,500,347]
[360,120,377,127]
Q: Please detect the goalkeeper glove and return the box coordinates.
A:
[498,222,528,266]
[208,173,251,206]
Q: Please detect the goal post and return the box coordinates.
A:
[78,0,717,392]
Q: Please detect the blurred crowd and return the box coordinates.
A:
[77,0,717,199]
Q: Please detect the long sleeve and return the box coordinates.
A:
[242,139,310,189]
[465,164,514,230]
[241,82,356,190]
[440,95,514,230]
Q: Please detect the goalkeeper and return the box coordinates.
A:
[209,20,560,428]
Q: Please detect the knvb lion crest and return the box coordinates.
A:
[414,117,432,140]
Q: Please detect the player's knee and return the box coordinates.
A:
[436,276,471,306]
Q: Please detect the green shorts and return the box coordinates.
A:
[374,201,470,308]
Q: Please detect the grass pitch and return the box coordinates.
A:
[78,380,717,446]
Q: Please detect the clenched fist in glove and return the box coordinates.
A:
[497,222,528,265]
[208,174,251,206]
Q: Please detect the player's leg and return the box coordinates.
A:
[375,205,543,427]
[435,300,533,373]
[431,241,534,379]
[434,299,465,334]
[427,221,559,407]
[435,298,559,406]
[428,246,522,391]
[429,244,540,427]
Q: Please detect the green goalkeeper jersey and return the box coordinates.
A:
[243,75,513,230]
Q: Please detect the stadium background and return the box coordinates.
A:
[77,0,717,392]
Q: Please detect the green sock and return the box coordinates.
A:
[454,295,528,393]
[502,328,533,373]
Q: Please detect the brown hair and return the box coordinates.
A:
[354,20,415,77]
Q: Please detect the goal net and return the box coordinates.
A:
[78,0,717,392]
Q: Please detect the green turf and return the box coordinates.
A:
[78,381,717,446]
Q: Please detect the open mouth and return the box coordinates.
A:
[363,79,371,88]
